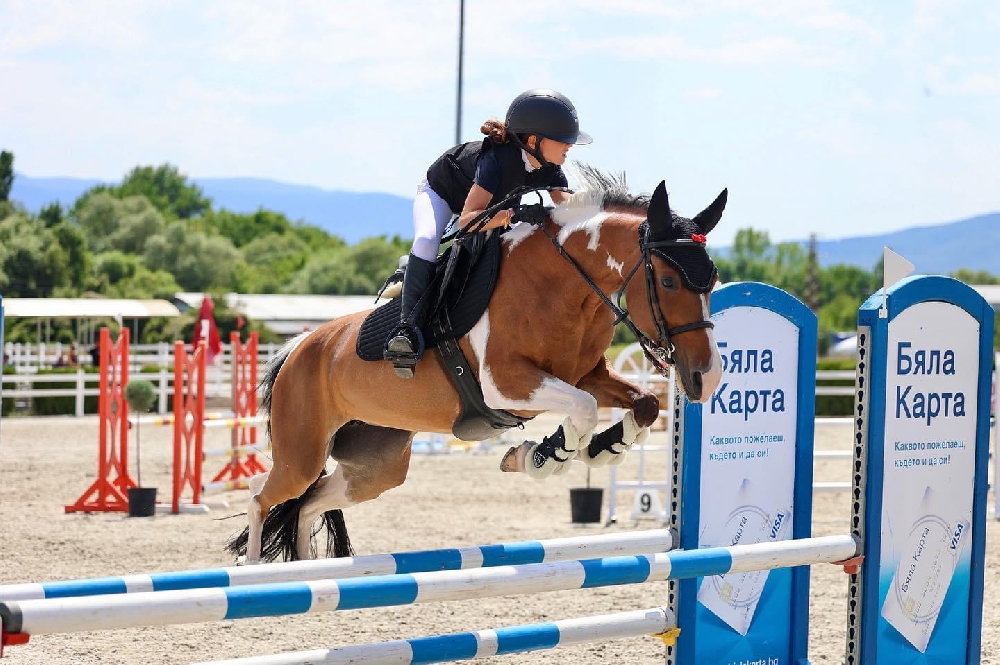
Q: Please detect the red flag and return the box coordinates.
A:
[192,296,223,364]
[236,315,245,330]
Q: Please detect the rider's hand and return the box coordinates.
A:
[484,209,513,230]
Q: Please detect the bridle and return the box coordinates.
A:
[451,187,715,375]
[540,221,714,374]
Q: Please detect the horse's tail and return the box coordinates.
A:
[259,331,312,440]
[225,472,353,562]
[226,330,353,562]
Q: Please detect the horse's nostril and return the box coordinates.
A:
[693,371,703,393]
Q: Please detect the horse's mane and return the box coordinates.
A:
[560,164,651,216]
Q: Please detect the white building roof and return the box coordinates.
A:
[2,298,180,319]
[174,293,381,324]
[972,285,1000,308]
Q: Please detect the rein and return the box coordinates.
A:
[445,186,571,242]
[448,184,714,374]
[536,220,714,374]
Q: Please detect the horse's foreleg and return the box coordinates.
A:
[573,358,657,467]
[480,364,600,478]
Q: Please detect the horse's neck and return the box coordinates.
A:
[542,214,641,297]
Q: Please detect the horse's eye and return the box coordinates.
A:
[660,277,677,290]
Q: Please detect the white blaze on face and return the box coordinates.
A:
[698,293,724,400]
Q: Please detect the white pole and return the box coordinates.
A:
[191,607,676,665]
[1,536,857,636]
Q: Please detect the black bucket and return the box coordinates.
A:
[569,487,604,524]
[127,487,158,517]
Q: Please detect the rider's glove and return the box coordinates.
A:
[511,203,549,226]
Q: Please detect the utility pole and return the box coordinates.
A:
[455,0,465,145]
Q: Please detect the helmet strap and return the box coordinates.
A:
[509,132,550,169]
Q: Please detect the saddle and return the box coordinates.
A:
[356,232,532,441]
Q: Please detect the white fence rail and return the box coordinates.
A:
[3,341,282,371]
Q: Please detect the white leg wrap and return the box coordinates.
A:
[578,411,649,468]
[524,416,591,480]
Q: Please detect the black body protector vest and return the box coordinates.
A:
[426,138,564,213]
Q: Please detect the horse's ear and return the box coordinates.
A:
[648,181,673,236]
[692,188,728,235]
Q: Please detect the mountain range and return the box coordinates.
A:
[11,173,1000,275]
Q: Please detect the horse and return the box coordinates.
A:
[227,168,727,563]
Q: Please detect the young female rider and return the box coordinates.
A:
[384,89,592,379]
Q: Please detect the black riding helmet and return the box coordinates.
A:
[504,89,592,166]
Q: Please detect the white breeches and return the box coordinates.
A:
[411,179,455,261]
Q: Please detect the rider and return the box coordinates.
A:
[384,89,592,379]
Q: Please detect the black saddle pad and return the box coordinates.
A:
[356,233,502,361]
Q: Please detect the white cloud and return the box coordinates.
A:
[0,0,150,54]
[944,73,1000,96]
[581,33,843,66]
[682,86,724,100]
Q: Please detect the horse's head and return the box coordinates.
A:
[623,181,726,402]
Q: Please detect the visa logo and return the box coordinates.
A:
[951,523,965,550]
[770,512,786,539]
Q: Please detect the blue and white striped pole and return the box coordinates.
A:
[190,607,676,665]
[0,535,857,638]
[0,529,675,603]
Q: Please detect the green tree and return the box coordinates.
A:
[0,150,12,202]
[802,234,820,311]
[38,202,65,227]
[818,264,880,308]
[50,221,90,290]
[76,164,210,220]
[200,208,295,247]
[240,232,308,292]
[951,268,1000,285]
[716,228,772,284]
[144,222,244,292]
[767,242,809,298]
[283,236,409,295]
[285,250,378,294]
[0,214,72,297]
[75,193,167,255]
[108,266,182,300]
[345,236,410,288]
[92,251,141,287]
[293,224,343,252]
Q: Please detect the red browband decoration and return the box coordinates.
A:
[691,234,707,244]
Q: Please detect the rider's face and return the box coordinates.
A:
[528,136,572,166]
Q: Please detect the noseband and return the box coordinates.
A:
[536,218,715,375]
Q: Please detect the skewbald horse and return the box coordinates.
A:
[228,169,726,563]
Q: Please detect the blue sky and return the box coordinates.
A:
[2,0,998,245]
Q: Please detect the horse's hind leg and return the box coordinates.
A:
[290,421,414,558]
[231,413,334,563]
[295,465,351,559]
[245,471,269,564]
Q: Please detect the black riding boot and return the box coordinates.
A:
[384,253,436,379]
